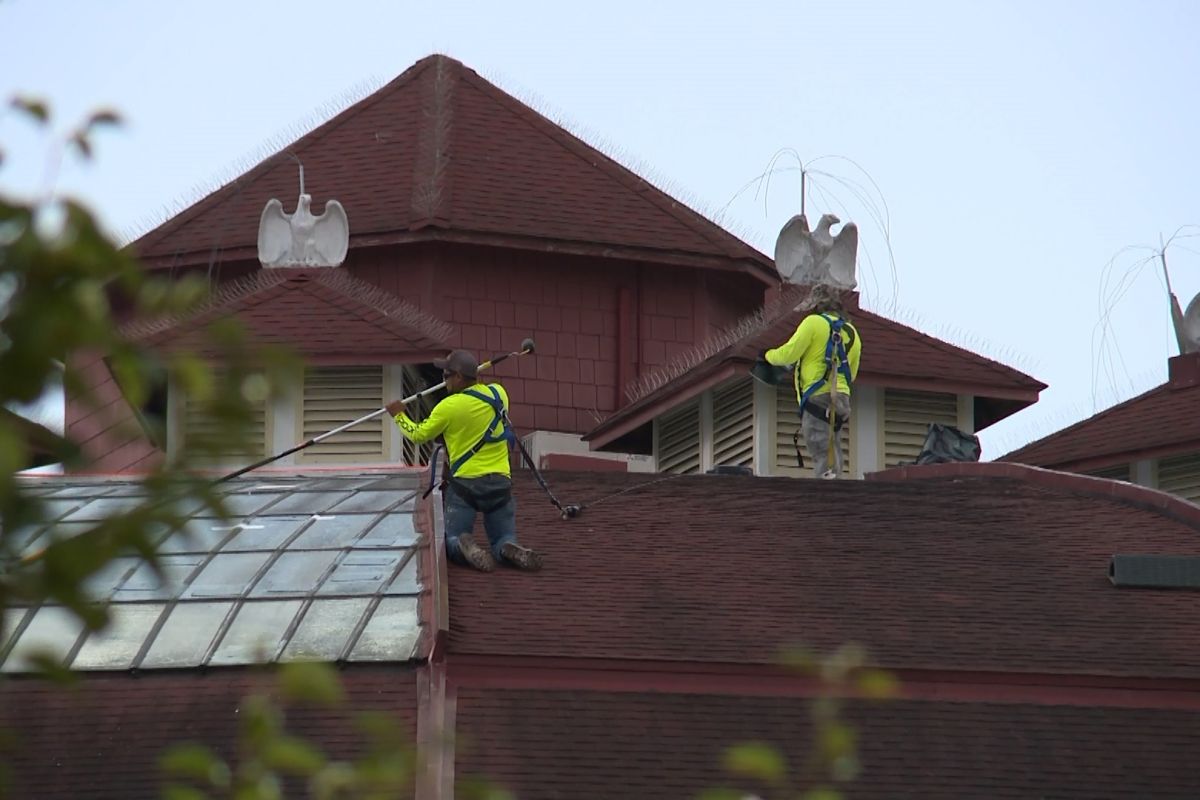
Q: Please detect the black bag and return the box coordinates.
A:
[915,423,981,465]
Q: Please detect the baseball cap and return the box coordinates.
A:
[433,349,479,379]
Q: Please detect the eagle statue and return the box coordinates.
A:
[257,193,349,268]
[773,212,858,290]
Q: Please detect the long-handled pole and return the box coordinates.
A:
[213,339,537,484]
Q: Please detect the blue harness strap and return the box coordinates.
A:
[447,385,516,477]
[798,313,855,417]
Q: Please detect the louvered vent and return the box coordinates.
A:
[658,400,701,474]
[883,389,958,468]
[400,364,437,467]
[301,366,384,463]
[1110,555,1200,589]
[1158,453,1200,503]
[711,378,753,469]
[1085,464,1131,481]
[180,372,266,463]
[775,384,850,477]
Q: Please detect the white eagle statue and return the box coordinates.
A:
[773,212,858,290]
[257,193,349,268]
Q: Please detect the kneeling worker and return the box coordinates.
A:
[386,350,542,572]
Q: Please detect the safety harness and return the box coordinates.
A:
[423,385,515,504]
[791,313,856,468]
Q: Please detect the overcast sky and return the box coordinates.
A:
[2,0,1197,456]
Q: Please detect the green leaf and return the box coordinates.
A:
[161,744,229,786]
[10,95,49,124]
[278,661,345,706]
[263,736,325,775]
[85,108,122,130]
[855,668,899,699]
[723,741,786,786]
[818,722,856,761]
[70,132,93,160]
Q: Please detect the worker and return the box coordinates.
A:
[763,284,862,478]
[386,350,542,572]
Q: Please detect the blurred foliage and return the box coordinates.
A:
[0,97,300,655]
[160,661,513,800]
[699,643,899,800]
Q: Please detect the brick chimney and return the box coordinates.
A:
[1168,351,1200,389]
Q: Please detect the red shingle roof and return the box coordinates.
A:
[587,287,1045,447]
[1002,352,1200,470]
[448,469,1200,678]
[129,55,773,279]
[456,689,1200,799]
[122,267,451,360]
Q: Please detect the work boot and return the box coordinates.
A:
[458,538,495,572]
[500,542,543,571]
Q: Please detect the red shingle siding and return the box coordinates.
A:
[0,666,419,800]
[455,689,1200,799]
[448,471,1200,677]
[64,351,162,473]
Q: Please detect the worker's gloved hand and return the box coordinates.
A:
[385,399,406,417]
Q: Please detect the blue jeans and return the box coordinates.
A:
[443,474,517,563]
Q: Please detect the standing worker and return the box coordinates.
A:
[386,350,543,573]
[763,284,862,478]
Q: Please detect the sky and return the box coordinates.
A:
[2,0,1197,457]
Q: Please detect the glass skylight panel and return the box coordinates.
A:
[155,518,233,555]
[46,484,109,499]
[266,491,352,516]
[2,606,85,672]
[200,492,284,518]
[209,600,303,665]
[281,598,371,662]
[329,491,403,514]
[140,601,233,668]
[250,551,339,597]
[113,555,205,601]
[357,513,418,547]
[39,498,86,520]
[182,552,272,599]
[221,516,309,551]
[386,556,420,596]
[319,551,405,596]
[348,597,419,662]
[71,603,166,670]
[82,556,141,602]
[1,608,29,654]
[288,514,375,549]
[62,495,146,522]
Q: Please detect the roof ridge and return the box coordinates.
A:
[122,268,454,346]
[128,58,441,258]
[1000,381,1172,462]
[452,64,771,270]
[858,308,1045,390]
[867,461,1200,532]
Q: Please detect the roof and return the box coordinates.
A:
[129,55,774,280]
[448,467,1200,678]
[121,267,452,360]
[1,472,427,673]
[1002,352,1200,470]
[586,287,1046,448]
[456,689,1200,799]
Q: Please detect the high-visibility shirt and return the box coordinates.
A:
[393,383,511,478]
[765,313,862,402]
